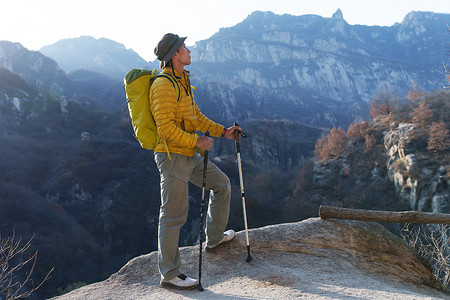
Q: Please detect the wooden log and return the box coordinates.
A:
[319,205,450,225]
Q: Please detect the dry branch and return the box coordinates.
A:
[319,205,450,224]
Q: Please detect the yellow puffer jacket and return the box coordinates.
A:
[149,67,224,157]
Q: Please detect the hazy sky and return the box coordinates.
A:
[1,0,449,61]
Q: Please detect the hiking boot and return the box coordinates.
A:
[206,229,235,251]
[160,274,198,290]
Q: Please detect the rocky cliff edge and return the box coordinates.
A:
[52,218,449,299]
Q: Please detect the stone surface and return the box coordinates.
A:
[52,218,448,300]
[384,122,450,213]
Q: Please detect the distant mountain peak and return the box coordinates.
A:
[248,10,276,18]
[331,8,344,20]
[400,10,446,27]
[39,36,150,81]
[326,8,347,35]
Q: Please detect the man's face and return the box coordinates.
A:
[174,44,191,66]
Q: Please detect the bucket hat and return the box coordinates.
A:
[154,33,187,68]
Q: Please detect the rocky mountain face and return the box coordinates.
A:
[0,41,125,111]
[0,41,73,98]
[0,67,52,126]
[188,10,448,127]
[384,122,449,213]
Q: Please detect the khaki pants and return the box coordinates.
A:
[154,152,231,280]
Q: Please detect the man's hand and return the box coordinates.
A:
[196,136,214,151]
[224,125,243,139]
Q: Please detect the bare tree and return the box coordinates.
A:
[407,83,425,102]
[0,233,53,300]
[369,85,399,119]
[402,224,450,291]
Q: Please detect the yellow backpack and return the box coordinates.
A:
[124,69,180,151]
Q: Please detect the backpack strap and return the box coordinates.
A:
[157,73,181,102]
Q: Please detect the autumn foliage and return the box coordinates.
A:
[314,120,380,163]
[364,134,376,152]
[427,121,450,152]
[314,127,348,163]
[347,121,369,140]
[411,102,433,126]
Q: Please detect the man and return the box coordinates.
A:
[151,33,241,289]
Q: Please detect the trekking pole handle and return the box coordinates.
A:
[233,122,247,139]
[233,123,241,153]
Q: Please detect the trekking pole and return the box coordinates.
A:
[197,131,209,292]
[233,123,252,263]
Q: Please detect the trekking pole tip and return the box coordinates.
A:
[197,283,204,291]
[246,246,252,263]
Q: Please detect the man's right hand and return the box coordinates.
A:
[196,136,214,151]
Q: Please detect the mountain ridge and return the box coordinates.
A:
[4,10,448,128]
[187,9,448,127]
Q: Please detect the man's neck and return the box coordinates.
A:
[174,66,184,74]
[172,61,185,74]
